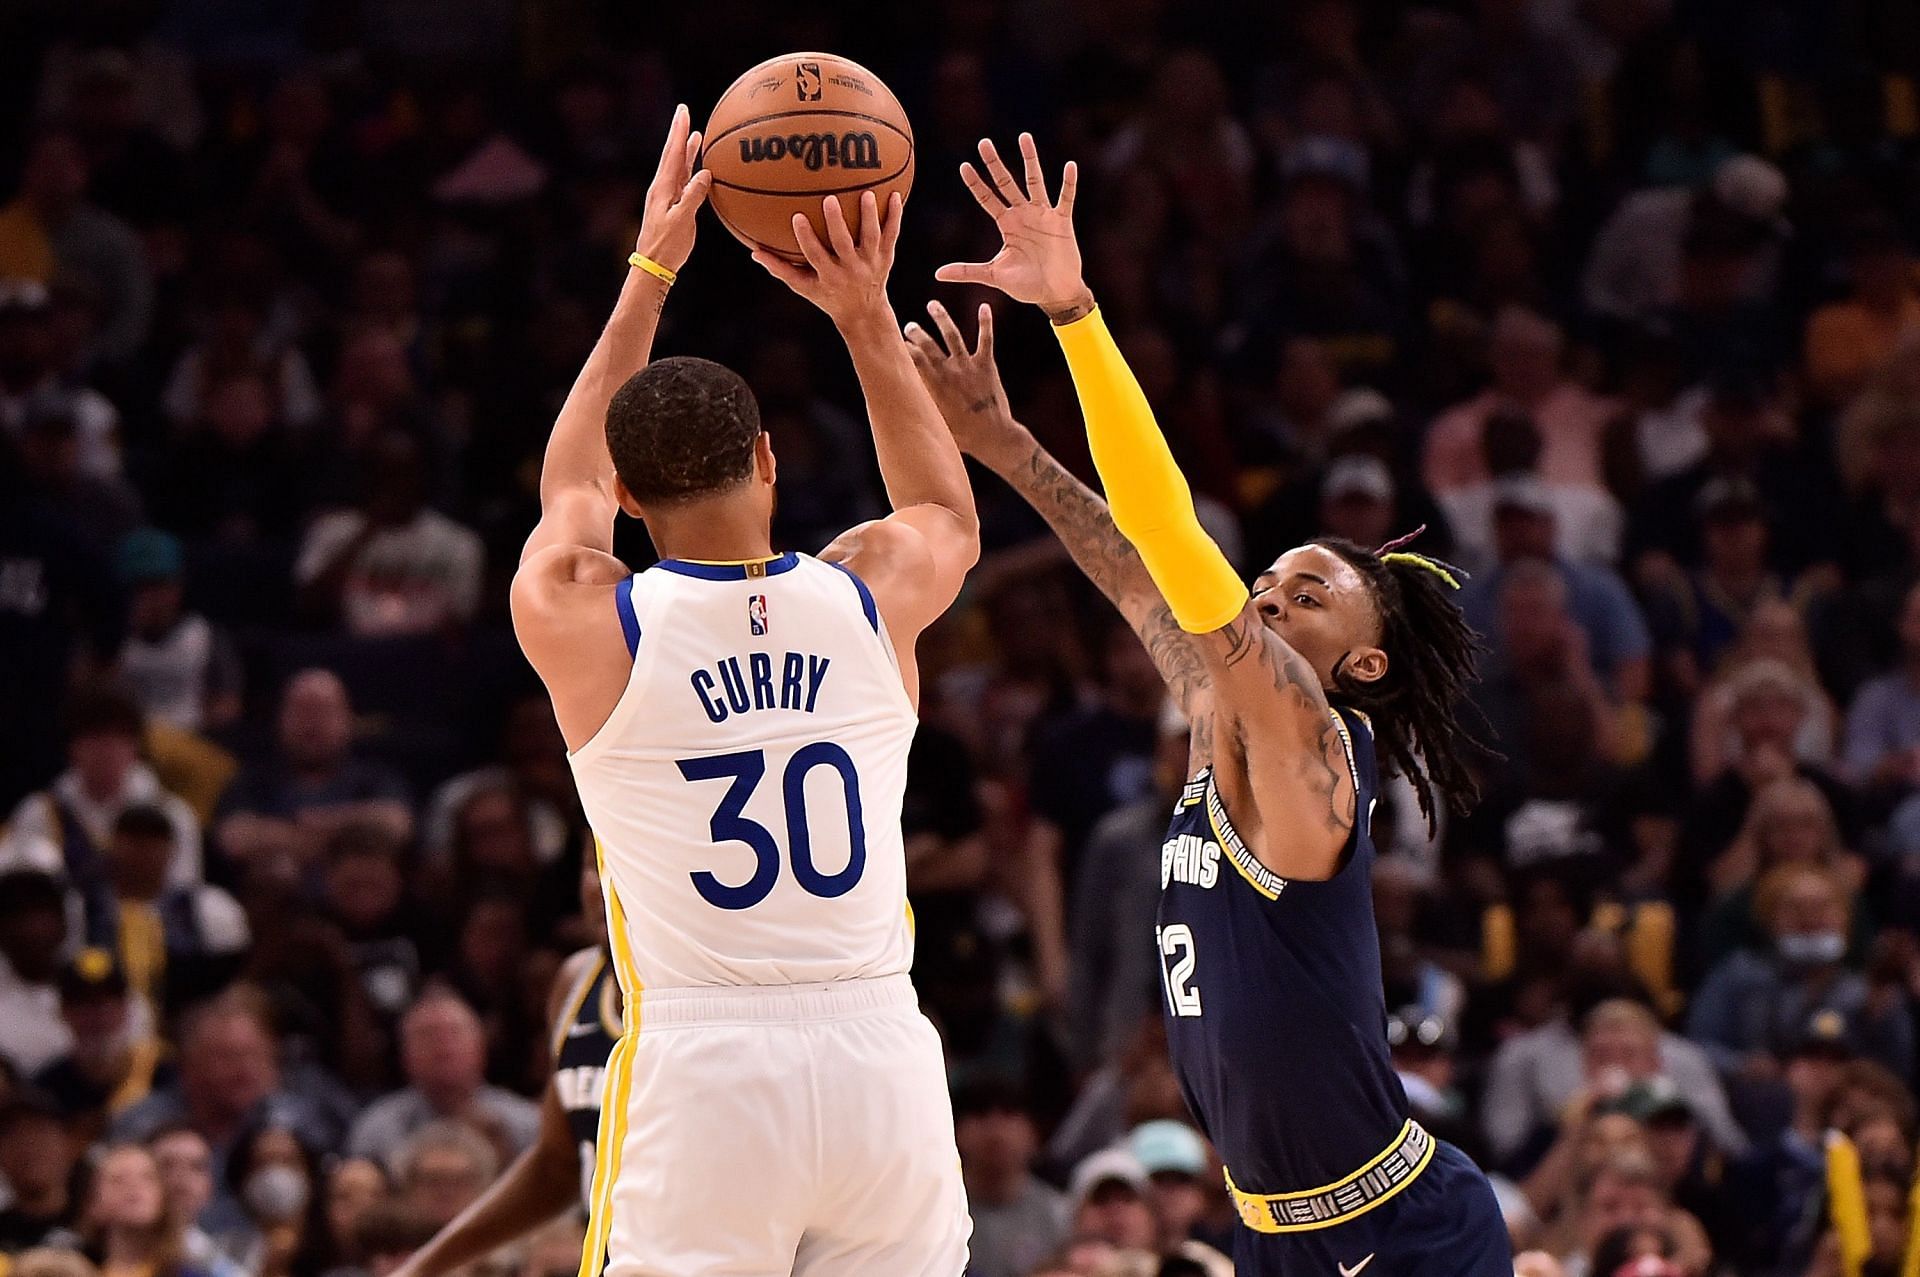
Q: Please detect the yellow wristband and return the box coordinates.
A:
[628,252,677,286]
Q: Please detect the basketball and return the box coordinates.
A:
[702,53,914,262]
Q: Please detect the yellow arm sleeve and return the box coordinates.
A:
[1053,308,1247,634]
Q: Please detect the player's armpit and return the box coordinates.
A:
[1208,609,1357,882]
[822,505,978,642]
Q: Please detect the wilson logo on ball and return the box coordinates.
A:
[737,132,883,171]
[796,62,823,101]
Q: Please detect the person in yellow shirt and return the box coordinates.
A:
[1804,216,1920,406]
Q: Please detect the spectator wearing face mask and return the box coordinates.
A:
[218,1123,336,1277]
[1687,864,1914,1083]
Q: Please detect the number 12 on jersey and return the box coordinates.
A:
[1157,924,1202,1017]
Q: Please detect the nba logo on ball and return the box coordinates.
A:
[796,62,822,101]
[749,595,769,636]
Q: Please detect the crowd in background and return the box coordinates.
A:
[5,0,1920,1275]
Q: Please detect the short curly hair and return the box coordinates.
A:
[605,356,762,504]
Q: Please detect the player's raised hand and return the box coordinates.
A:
[635,104,712,274]
[753,190,903,332]
[903,300,1027,469]
[938,133,1092,322]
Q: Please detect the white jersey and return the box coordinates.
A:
[567,552,917,990]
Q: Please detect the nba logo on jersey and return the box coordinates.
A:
[748,594,769,635]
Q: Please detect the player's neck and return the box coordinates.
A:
[645,500,776,565]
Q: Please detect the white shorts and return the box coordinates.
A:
[584,974,971,1277]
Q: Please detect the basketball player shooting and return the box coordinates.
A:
[511,105,976,1276]
[909,134,1511,1275]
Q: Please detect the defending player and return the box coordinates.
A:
[388,858,618,1277]
[911,134,1509,1275]
[510,109,977,1275]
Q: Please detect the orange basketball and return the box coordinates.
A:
[702,53,914,262]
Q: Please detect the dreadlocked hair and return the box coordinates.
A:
[1311,534,1490,833]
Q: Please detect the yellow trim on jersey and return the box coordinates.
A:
[579,840,645,1277]
[550,952,607,1061]
[675,555,784,566]
[1225,1120,1436,1234]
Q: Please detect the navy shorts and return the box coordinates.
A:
[1230,1141,1511,1277]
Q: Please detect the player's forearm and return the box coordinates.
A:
[538,269,671,506]
[1051,309,1245,635]
[839,308,979,534]
[399,1138,578,1277]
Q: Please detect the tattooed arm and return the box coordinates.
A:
[904,299,1209,720]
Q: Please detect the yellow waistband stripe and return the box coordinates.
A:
[1226,1119,1436,1233]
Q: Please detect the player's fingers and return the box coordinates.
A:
[857,190,882,262]
[879,190,904,258]
[653,104,690,188]
[822,196,858,261]
[678,168,712,210]
[901,321,945,361]
[750,250,811,292]
[977,137,1023,203]
[926,298,966,353]
[975,302,995,361]
[958,163,1004,217]
[792,213,832,273]
[1018,132,1048,203]
[683,128,703,179]
[934,261,994,286]
[1057,159,1079,215]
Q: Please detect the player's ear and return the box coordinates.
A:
[613,474,644,519]
[754,432,777,486]
[1343,646,1388,685]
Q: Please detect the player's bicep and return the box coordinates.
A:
[823,505,978,640]
[509,544,628,673]
[520,484,619,566]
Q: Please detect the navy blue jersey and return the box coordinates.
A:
[551,952,620,1205]
[1157,705,1410,1193]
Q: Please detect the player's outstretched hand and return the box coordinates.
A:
[937,133,1092,322]
[636,104,711,274]
[903,300,1026,469]
[752,190,902,333]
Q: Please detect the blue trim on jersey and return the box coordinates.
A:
[655,552,800,581]
[613,576,640,657]
[825,561,880,632]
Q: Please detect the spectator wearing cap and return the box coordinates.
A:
[1804,216,1920,407]
[113,530,242,737]
[13,394,141,557]
[1385,1005,1474,1155]
[0,280,122,478]
[0,129,153,366]
[1,687,202,894]
[214,669,412,878]
[1435,409,1623,577]
[951,1080,1068,1277]
[1687,863,1913,1080]
[346,990,536,1167]
[1066,1147,1156,1254]
[1126,1121,1231,1276]
[0,1092,81,1250]
[0,869,73,1076]
[31,947,160,1135]
[1582,154,1789,325]
[1841,580,1920,804]
[1611,1080,1738,1259]
[99,804,248,1015]
[1425,306,1619,499]
[1639,478,1784,688]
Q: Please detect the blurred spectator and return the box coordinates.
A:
[0,282,119,481]
[1437,414,1623,576]
[147,367,305,548]
[293,434,483,638]
[1583,155,1788,325]
[1694,780,1865,972]
[1804,217,1920,408]
[1639,480,1783,689]
[319,825,421,1024]
[98,805,248,1014]
[215,670,412,880]
[1841,580,1920,801]
[78,1143,216,1277]
[1425,308,1617,497]
[0,1094,80,1250]
[1686,864,1913,1078]
[321,1159,385,1272]
[0,129,153,366]
[33,949,158,1133]
[112,531,242,736]
[13,397,140,557]
[1066,1148,1156,1253]
[2,688,201,893]
[420,696,572,872]
[161,297,321,435]
[345,991,537,1167]
[388,1121,495,1230]
[0,870,74,1076]
[953,1080,1068,1277]
[219,1122,335,1277]
[1126,1121,1232,1276]
[147,1125,223,1270]
[346,1199,437,1277]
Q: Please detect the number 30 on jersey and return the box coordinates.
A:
[1157,924,1202,1017]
